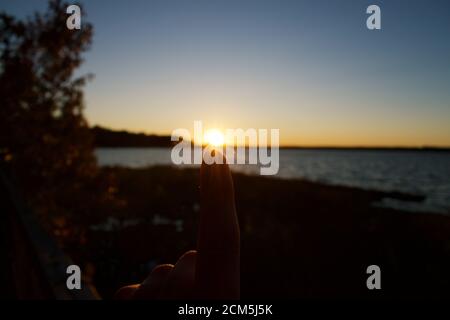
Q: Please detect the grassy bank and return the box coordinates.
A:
[76,165,450,298]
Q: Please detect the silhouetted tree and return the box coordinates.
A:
[0,1,119,242]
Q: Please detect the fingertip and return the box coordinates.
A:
[176,250,197,262]
[142,264,174,286]
[200,153,233,194]
[134,264,174,300]
[162,250,197,299]
[114,284,139,300]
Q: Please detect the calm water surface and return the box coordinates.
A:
[95,148,450,214]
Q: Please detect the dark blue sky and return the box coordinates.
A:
[2,0,450,146]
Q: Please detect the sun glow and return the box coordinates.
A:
[204,129,225,146]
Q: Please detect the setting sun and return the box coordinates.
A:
[204,129,225,146]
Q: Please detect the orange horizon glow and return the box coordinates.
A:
[90,121,450,149]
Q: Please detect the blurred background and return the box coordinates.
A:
[1,0,450,299]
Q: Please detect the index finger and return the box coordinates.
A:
[195,152,240,299]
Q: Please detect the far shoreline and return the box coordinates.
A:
[91,126,450,151]
[95,145,450,152]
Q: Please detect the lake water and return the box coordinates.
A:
[95,148,450,214]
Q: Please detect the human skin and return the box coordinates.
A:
[115,159,240,300]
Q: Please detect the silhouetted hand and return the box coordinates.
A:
[115,160,240,299]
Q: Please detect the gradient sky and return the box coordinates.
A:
[3,0,450,146]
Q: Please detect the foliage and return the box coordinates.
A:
[0,1,120,242]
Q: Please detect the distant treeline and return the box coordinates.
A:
[91,126,173,148]
[91,126,450,151]
[280,146,450,152]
